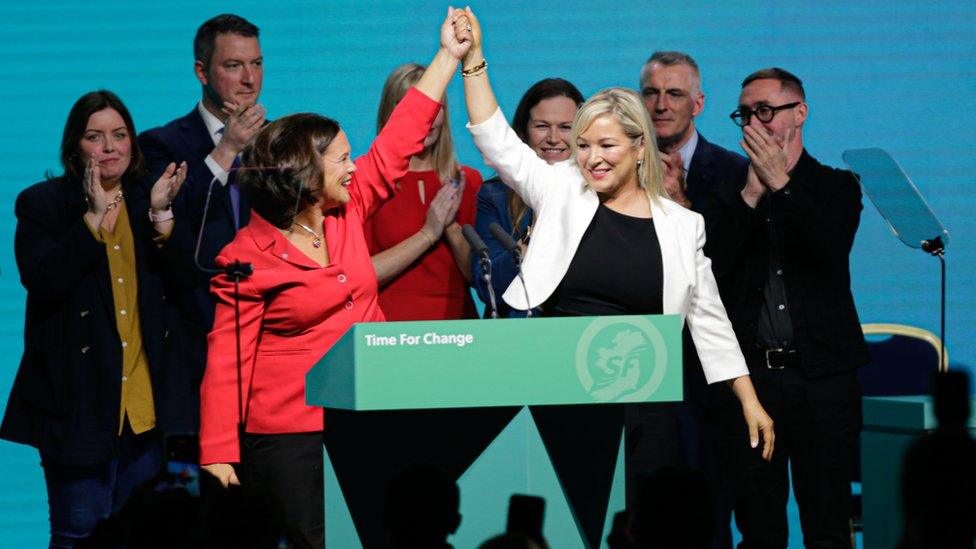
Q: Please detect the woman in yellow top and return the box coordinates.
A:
[0,90,195,547]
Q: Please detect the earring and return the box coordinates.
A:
[636,159,644,167]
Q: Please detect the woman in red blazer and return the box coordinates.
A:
[198,10,473,547]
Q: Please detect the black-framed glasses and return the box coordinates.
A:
[729,102,801,127]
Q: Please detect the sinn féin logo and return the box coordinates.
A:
[575,317,668,403]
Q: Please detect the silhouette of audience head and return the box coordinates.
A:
[384,462,462,548]
[630,466,716,549]
[478,532,542,549]
[900,370,976,549]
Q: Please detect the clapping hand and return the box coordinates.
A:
[660,151,691,209]
[219,101,267,155]
[149,161,188,212]
[740,126,793,191]
[83,156,107,215]
[423,174,465,240]
[740,164,766,209]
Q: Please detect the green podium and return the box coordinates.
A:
[307,315,683,548]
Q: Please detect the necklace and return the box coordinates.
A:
[106,189,124,211]
[293,221,323,248]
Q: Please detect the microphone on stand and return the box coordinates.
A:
[488,222,532,318]
[462,224,499,319]
[193,172,253,457]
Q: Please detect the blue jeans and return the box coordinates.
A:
[41,426,162,548]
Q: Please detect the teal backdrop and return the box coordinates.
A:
[1,1,974,545]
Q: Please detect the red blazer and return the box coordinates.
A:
[364,166,482,321]
[200,88,441,464]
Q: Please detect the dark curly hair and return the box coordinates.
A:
[237,113,341,229]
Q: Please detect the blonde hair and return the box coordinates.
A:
[376,63,457,184]
[571,87,667,204]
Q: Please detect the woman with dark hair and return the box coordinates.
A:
[0,90,193,547]
[197,10,472,547]
[364,62,483,321]
[471,77,584,317]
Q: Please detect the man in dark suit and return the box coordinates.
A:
[636,50,748,549]
[139,14,266,383]
[707,68,869,548]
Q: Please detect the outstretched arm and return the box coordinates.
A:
[457,8,555,211]
[456,8,498,125]
[349,8,471,218]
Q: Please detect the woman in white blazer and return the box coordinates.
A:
[456,8,774,463]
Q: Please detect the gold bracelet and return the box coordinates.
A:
[418,228,436,247]
[461,58,487,77]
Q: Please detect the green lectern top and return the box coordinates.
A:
[306,315,684,410]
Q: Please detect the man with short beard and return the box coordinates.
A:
[139,13,267,387]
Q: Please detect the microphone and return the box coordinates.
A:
[462,224,488,256]
[193,171,254,282]
[488,222,521,261]
[488,222,532,317]
[192,175,223,274]
[462,224,499,319]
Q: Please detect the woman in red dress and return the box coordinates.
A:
[365,63,483,321]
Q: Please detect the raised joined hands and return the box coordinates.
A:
[442,7,473,60]
[452,7,482,65]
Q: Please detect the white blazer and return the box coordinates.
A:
[468,108,748,384]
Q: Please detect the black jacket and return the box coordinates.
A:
[686,133,749,215]
[139,108,253,381]
[0,176,197,464]
[704,149,870,378]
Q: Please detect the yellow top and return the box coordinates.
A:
[86,201,169,434]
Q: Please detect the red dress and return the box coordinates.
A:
[199,88,441,465]
[364,166,482,321]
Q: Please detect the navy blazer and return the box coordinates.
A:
[471,176,533,318]
[0,176,197,465]
[685,133,749,215]
[139,108,251,333]
[681,134,749,403]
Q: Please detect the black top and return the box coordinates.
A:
[756,197,795,349]
[544,204,663,317]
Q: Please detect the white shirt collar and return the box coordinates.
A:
[677,130,699,174]
[197,101,224,146]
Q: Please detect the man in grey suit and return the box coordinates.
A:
[636,50,747,549]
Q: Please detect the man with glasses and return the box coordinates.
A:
[705,67,869,548]
[639,51,748,549]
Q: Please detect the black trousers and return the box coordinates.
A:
[624,403,682,504]
[241,431,325,548]
[716,365,861,549]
